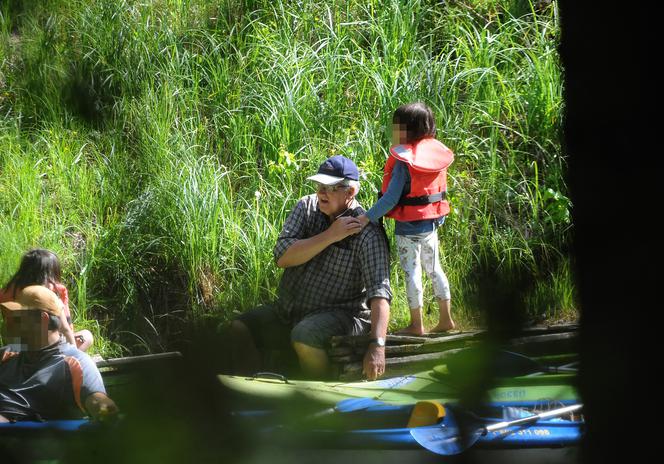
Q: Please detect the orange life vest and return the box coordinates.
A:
[381,137,453,222]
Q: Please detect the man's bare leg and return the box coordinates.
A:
[229,320,262,375]
[292,342,330,379]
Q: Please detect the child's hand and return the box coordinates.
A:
[357,214,371,228]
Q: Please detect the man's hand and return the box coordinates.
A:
[277,216,362,268]
[327,216,362,242]
[362,343,386,380]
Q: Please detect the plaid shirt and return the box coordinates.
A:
[273,194,392,321]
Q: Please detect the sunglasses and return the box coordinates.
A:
[315,182,348,194]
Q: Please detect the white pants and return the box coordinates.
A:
[396,230,451,309]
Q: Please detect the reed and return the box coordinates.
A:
[0,0,573,354]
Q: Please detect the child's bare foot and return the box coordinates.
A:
[396,324,426,336]
[429,321,456,333]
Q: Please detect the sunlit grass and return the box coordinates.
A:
[0,0,573,355]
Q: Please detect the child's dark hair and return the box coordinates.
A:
[392,102,437,143]
[3,249,62,298]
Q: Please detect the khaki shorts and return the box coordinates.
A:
[236,303,370,349]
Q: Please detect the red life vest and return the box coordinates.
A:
[381,137,453,222]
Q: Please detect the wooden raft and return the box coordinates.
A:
[328,323,579,381]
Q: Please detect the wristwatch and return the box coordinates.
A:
[368,337,386,347]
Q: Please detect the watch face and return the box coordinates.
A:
[372,337,386,347]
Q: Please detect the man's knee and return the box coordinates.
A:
[290,322,327,350]
[75,330,94,351]
[292,341,329,378]
[230,320,253,343]
[292,341,327,360]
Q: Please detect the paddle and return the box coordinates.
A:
[307,397,386,420]
[410,403,583,455]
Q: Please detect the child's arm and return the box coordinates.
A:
[358,161,409,226]
[52,284,77,345]
[59,311,77,345]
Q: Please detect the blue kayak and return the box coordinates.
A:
[0,419,90,432]
[235,401,584,453]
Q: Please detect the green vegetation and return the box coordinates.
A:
[0,0,574,356]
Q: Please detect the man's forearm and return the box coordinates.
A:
[276,230,336,268]
[369,297,390,338]
[363,297,390,380]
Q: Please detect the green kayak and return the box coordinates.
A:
[219,352,579,408]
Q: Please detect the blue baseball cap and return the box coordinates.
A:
[307,155,360,185]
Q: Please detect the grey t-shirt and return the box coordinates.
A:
[0,340,106,420]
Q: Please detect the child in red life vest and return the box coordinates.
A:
[0,249,94,350]
[358,103,455,335]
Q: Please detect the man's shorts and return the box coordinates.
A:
[236,303,370,350]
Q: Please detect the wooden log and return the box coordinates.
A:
[506,332,579,357]
[338,348,465,381]
[390,339,480,356]
[327,346,354,357]
[519,323,579,335]
[329,354,363,363]
[330,324,577,348]
[329,330,483,349]
[507,332,578,346]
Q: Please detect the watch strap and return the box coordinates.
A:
[368,337,386,347]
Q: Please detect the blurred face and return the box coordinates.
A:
[315,182,352,218]
[1,310,50,350]
[392,123,408,145]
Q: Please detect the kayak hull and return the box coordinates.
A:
[235,401,584,452]
[299,419,583,449]
[219,370,579,407]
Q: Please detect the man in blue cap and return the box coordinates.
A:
[230,155,392,380]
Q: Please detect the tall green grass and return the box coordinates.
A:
[0,0,573,355]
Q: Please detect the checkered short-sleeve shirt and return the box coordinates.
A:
[273,194,392,320]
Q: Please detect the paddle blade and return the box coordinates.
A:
[334,397,385,413]
[410,426,482,455]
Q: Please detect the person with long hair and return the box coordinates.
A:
[0,249,93,351]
